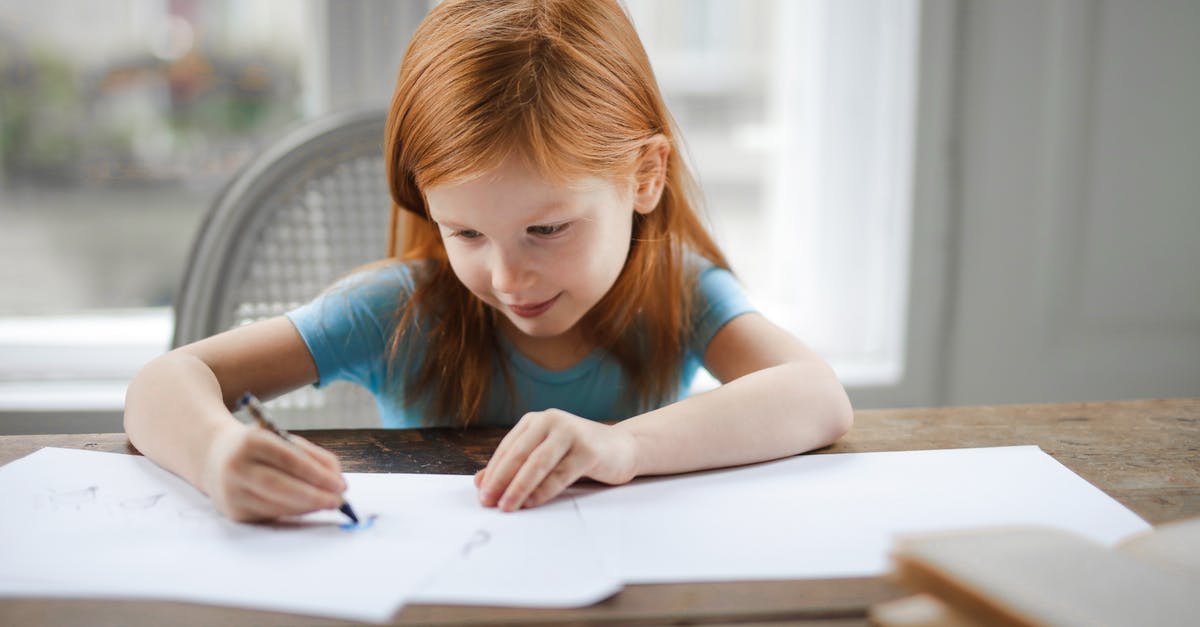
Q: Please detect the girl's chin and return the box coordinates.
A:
[506,317,574,338]
[500,308,583,339]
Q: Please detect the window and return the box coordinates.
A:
[0,0,918,427]
[0,0,323,417]
[627,0,917,387]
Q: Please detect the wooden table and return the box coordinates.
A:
[1,398,1196,626]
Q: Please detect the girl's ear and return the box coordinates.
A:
[632,135,671,215]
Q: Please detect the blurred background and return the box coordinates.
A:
[0,0,1196,433]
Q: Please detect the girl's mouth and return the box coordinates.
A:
[508,293,561,318]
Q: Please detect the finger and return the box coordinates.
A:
[225,490,289,523]
[497,434,571,512]
[474,469,485,488]
[481,417,534,481]
[479,419,548,506]
[241,463,343,515]
[246,431,346,493]
[524,452,590,508]
[220,468,314,523]
[289,436,346,483]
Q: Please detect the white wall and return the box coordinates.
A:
[877,0,1200,408]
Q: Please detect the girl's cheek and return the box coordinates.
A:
[466,268,494,297]
[447,252,491,296]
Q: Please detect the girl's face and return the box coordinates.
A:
[425,152,644,343]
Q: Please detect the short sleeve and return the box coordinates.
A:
[284,263,417,392]
[687,264,757,359]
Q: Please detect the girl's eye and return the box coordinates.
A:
[450,229,482,240]
[527,223,570,237]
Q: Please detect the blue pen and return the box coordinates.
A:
[237,392,360,524]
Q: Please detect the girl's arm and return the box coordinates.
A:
[124,317,348,521]
[475,312,852,511]
[616,312,852,476]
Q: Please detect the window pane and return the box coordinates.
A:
[0,0,319,315]
[628,0,916,385]
[626,0,772,290]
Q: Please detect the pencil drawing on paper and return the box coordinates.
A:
[33,484,223,523]
[461,528,491,557]
[340,513,379,531]
[46,485,99,509]
[120,493,166,509]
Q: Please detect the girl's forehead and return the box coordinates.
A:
[425,168,631,228]
[430,152,618,202]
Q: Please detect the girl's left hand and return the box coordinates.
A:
[475,409,639,511]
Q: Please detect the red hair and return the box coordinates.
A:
[383,0,729,426]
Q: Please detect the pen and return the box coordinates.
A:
[237,392,360,524]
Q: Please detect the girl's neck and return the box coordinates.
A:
[498,318,593,372]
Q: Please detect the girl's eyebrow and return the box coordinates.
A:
[522,201,572,223]
[538,199,602,224]
[435,202,576,228]
[431,217,470,229]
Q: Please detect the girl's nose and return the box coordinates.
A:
[490,247,534,294]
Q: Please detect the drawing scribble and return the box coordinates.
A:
[460,529,491,557]
[120,493,166,510]
[340,514,379,531]
[47,485,99,509]
[35,486,182,518]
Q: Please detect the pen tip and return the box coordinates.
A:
[339,502,360,524]
[238,391,252,408]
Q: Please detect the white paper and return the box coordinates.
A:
[410,498,621,607]
[0,447,622,620]
[571,445,1152,582]
[0,448,485,622]
[0,444,1153,618]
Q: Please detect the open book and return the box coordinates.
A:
[871,516,1200,627]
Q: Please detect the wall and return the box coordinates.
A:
[940,0,1200,405]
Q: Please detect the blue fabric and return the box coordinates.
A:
[285,259,755,428]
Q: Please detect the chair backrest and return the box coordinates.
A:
[173,108,391,429]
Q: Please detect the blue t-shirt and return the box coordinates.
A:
[285,260,755,428]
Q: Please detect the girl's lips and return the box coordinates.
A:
[508,293,561,318]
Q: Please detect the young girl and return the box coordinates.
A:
[124,0,852,523]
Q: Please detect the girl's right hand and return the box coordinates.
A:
[200,424,348,522]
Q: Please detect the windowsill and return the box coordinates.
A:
[0,308,172,413]
[687,356,901,397]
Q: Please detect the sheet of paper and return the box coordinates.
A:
[0,444,1155,617]
[0,447,621,620]
[331,471,621,608]
[0,449,482,621]
[409,498,621,607]
[571,445,1152,582]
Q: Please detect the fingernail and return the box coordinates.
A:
[479,488,496,504]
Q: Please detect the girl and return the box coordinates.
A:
[124,0,853,523]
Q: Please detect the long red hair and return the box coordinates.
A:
[383,0,729,426]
